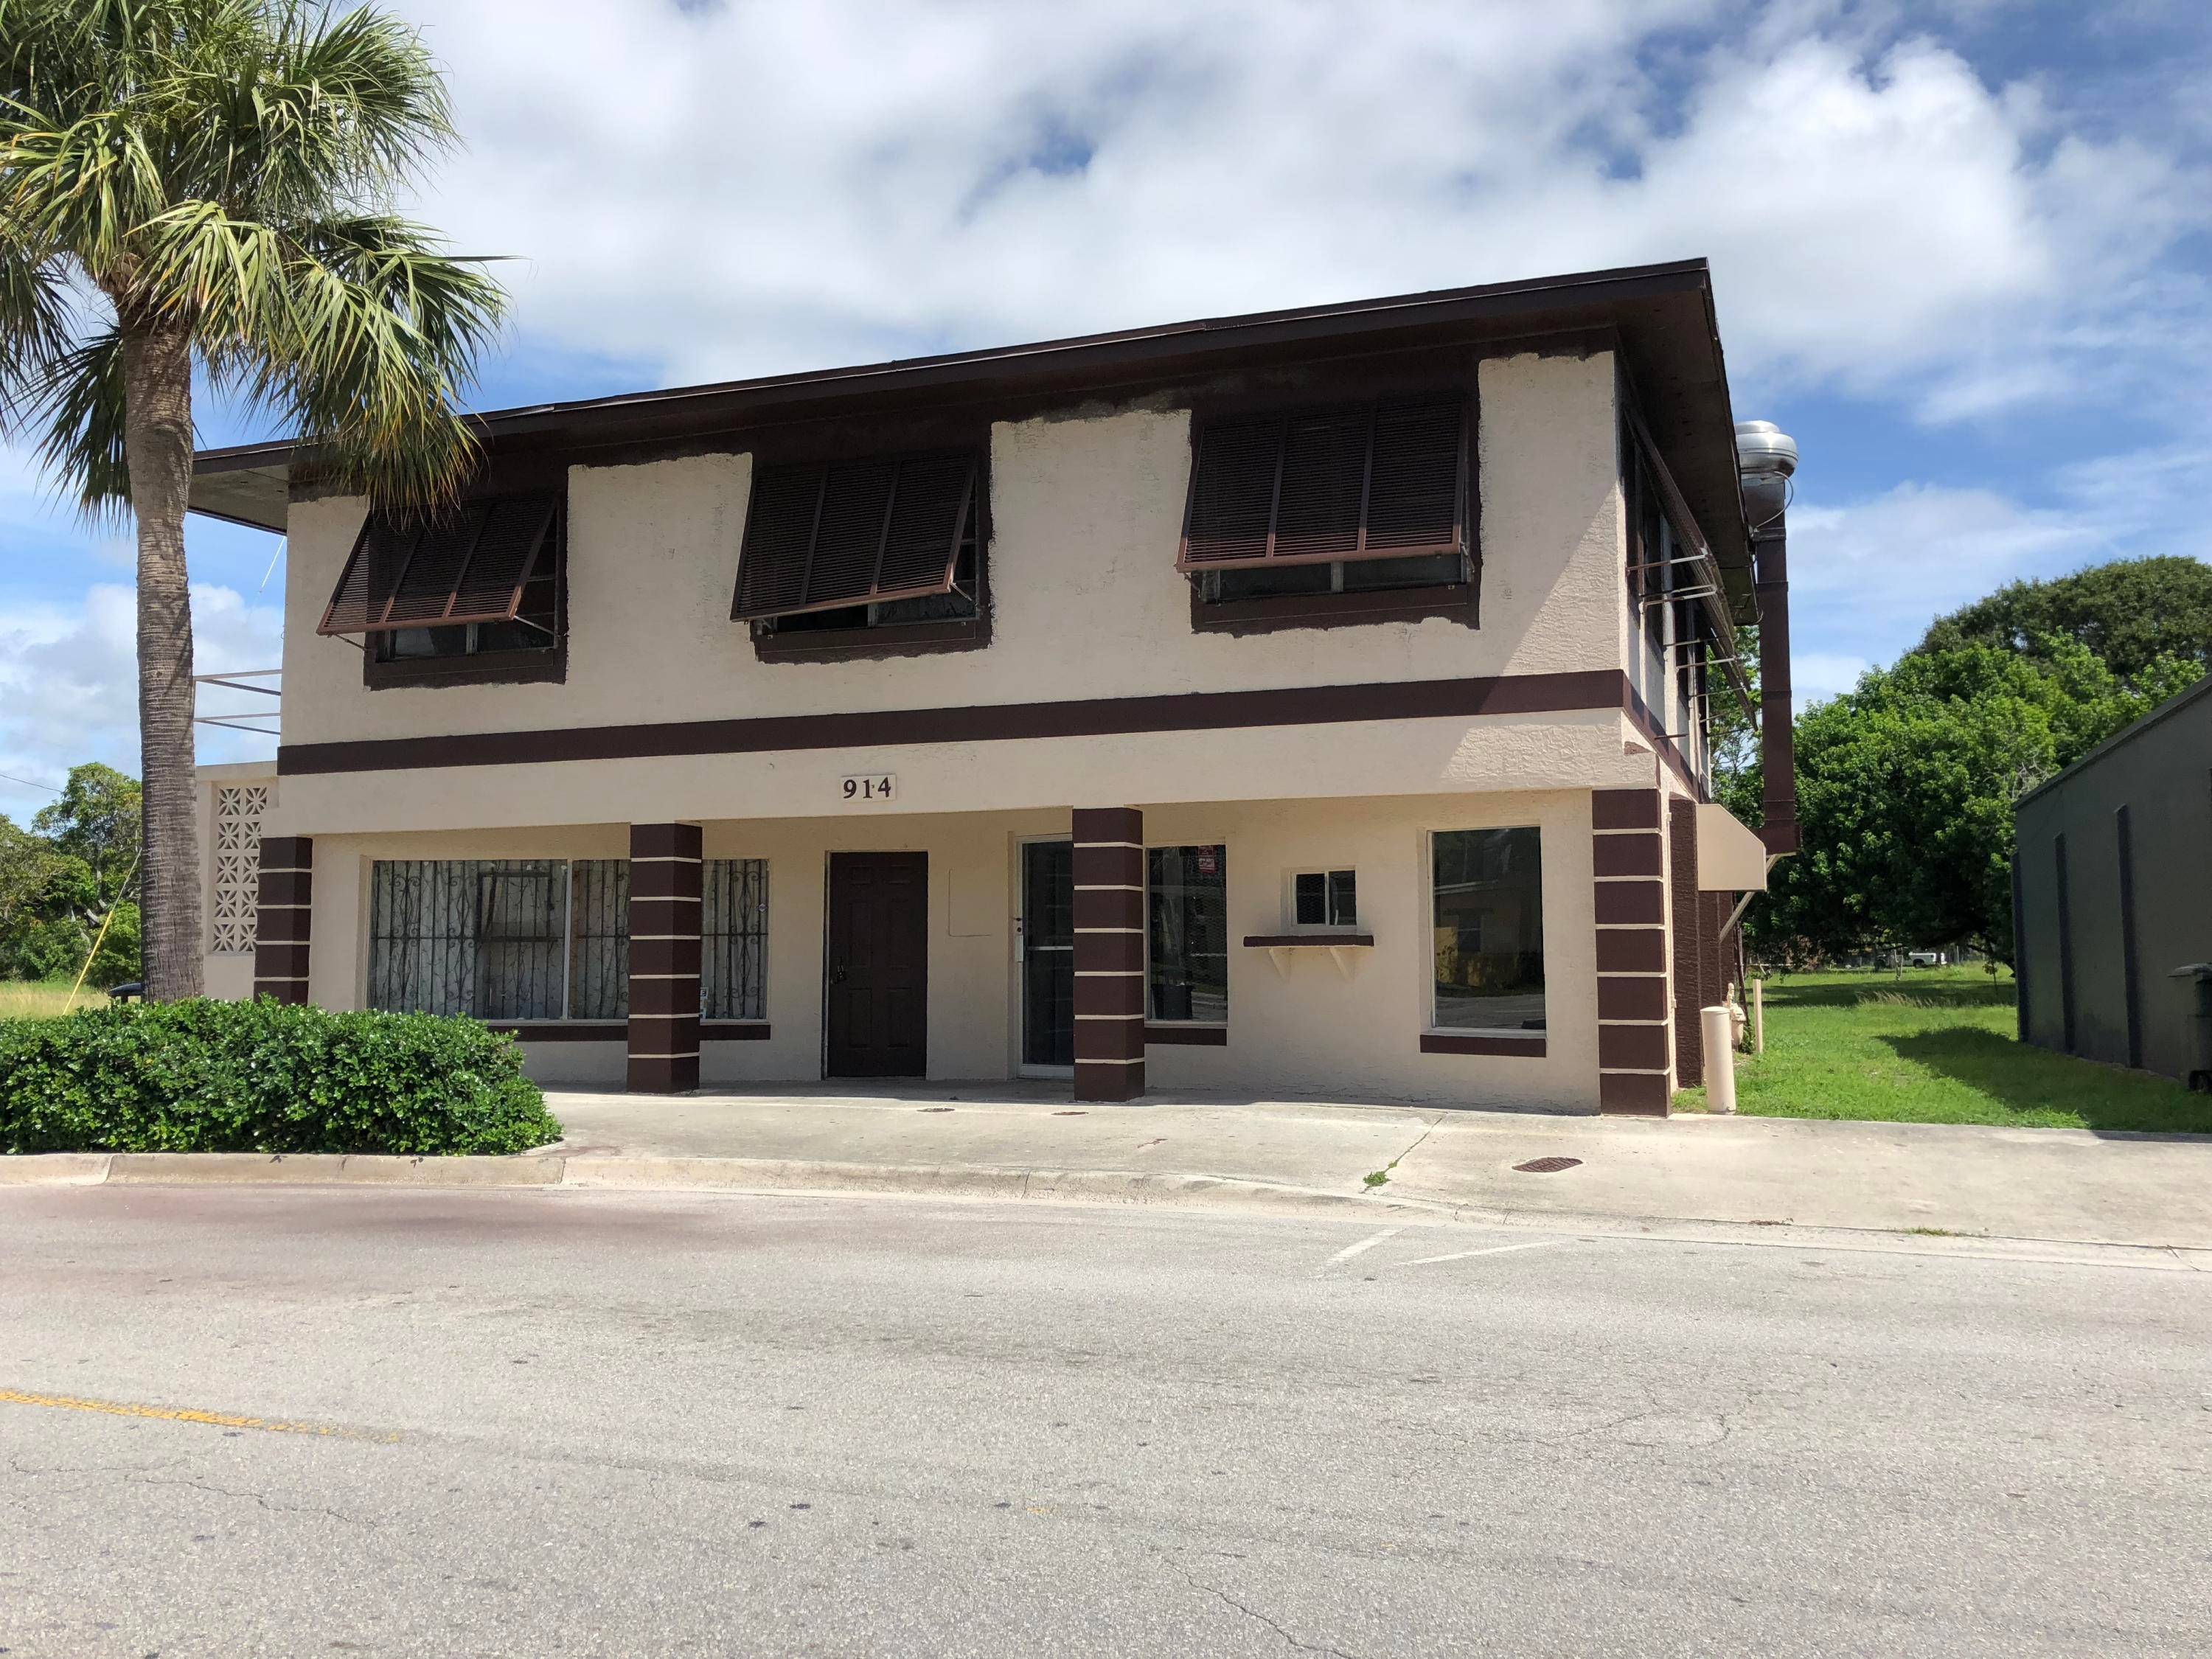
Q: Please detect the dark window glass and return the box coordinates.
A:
[1147,846,1227,1023]
[1294,869,1357,927]
[1021,841,1074,1066]
[1431,829,1545,1033]
[1203,551,1465,604]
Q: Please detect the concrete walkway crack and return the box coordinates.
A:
[1175,1565,1361,1658]
[1361,1113,1446,1194]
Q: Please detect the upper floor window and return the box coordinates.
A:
[317,490,565,688]
[1181,397,1472,633]
[733,451,987,661]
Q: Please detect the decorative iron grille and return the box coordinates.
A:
[369,860,572,1020]
[211,785,268,954]
[567,860,629,1020]
[702,858,768,1020]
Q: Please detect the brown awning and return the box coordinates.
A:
[731,451,980,622]
[1180,398,1467,572]
[318,493,560,636]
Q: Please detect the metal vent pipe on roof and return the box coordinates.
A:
[1735,420,1797,529]
[1738,419,1801,857]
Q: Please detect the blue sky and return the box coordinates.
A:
[3,0,2208,824]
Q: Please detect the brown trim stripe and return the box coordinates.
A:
[276,669,1632,776]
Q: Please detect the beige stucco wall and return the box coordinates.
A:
[305,790,1603,1110]
[273,350,1633,830]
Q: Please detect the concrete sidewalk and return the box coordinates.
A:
[7,1083,2208,1251]
[529,1084,2212,1249]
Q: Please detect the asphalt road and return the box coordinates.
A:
[1,1186,2206,1658]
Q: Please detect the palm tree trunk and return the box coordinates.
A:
[121,319,203,1002]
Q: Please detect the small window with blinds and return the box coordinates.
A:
[318,490,566,686]
[1181,395,1475,633]
[733,450,987,658]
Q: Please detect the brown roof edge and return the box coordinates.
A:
[195,258,1717,475]
[192,257,1750,591]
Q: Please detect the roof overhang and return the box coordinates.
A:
[191,257,1754,616]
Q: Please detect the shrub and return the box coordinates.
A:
[0,998,563,1156]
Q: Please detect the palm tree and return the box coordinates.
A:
[0,0,505,999]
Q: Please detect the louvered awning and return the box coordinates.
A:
[732,451,981,622]
[317,493,560,636]
[1180,398,1467,572]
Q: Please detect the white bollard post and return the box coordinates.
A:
[1753,978,1765,1056]
[1702,1006,1738,1114]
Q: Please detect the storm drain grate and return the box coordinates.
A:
[1513,1156,1582,1174]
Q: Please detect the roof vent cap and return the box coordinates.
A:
[1735,420,1797,524]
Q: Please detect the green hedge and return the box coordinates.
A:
[0,998,563,1156]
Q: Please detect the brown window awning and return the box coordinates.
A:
[1180,397,1467,572]
[318,492,561,636]
[732,451,981,622]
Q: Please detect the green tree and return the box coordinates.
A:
[31,762,141,904]
[0,1,507,1000]
[1753,639,2204,964]
[1916,556,2212,684]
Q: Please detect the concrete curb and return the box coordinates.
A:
[5,1152,2207,1262]
[0,1148,1427,1217]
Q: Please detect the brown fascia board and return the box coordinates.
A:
[191,257,1753,605]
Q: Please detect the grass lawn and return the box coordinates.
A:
[1677,965,2211,1134]
[0,981,91,1021]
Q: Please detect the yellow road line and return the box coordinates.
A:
[0,1388,397,1443]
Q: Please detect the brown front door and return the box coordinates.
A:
[825,852,928,1077]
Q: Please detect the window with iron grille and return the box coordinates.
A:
[369,859,623,1022]
[1183,397,1469,605]
[732,452,982,641]
[702,858,769,1020]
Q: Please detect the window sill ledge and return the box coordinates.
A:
[364,648,565,690]
[752,614,989,663]
[1192,584,1475,637]
[1144,1023,1227,1046]
[1242,933,1374,948]
[1420,1032,1548,1058]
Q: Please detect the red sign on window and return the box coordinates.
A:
[1197,847,1219,876]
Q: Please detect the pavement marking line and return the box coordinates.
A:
[1324,1228,1402,1266]
[1391,1239,1571,1269]
[0,1388,398,1444]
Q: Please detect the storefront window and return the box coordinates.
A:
[1147,845,1228,1023]
[1431,828,1545,1033]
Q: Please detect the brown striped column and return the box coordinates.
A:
[1592,790,1670,1116]
[627,823,702,1093]
[1072,807,1146,1102]
[252,836,314,1004]
[1669,799,1706,1088]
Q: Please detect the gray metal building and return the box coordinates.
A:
[2014,675,2212,1085]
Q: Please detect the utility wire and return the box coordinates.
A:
[0,771,63,796]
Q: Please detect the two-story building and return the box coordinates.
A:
[189,257,1795,1114]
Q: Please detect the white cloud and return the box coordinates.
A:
[0,584,281,827]
[395,0,2201,421]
